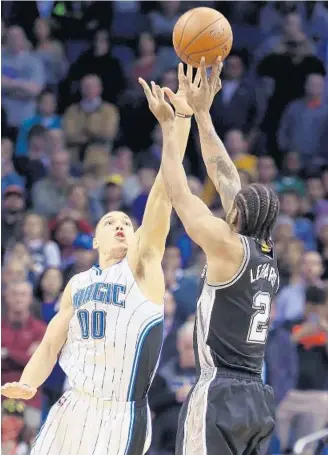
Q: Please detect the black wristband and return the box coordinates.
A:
[175,112,192,118]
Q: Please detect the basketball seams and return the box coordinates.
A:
[188,33,233,56]
[180,17,227,54]
[175,8,200,49]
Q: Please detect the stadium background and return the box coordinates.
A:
[1,1,328,454]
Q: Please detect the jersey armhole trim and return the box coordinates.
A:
[206,235,251,290]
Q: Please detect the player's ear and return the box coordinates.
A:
[93,237,98,250]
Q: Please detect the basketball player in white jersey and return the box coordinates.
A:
[1,79,194,455]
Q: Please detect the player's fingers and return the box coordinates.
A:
[187,63,193,83]
[162,87,175,103]
[138,78,153,102]
[178,62,186,88]
[200,57,208,88]
[208,58,220,89]
[155,85,165,102]
[150,81,158,100]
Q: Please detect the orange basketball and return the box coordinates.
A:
[173,7,233,67]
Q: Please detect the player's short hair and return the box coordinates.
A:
[234,183,280,242]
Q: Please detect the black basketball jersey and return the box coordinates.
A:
[194,235,279,375]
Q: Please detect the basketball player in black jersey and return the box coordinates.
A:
[140,58,280,455]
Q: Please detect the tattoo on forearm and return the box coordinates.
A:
[206,155,241,211]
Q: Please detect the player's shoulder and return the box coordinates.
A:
[70,268,93,290]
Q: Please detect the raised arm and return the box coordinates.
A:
[136,77,193,259]
[160,114,232,255]
[1,281,74,400]
[181,58,241,215]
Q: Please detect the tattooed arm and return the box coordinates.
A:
[160,123,233,253]
[195,111,241,214]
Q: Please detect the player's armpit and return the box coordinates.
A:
[19,281,74,389]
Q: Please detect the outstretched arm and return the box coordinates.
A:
[1,281,73,399]
[161,121,232,254]
[195,111,241,214]
[136,78,193,259]
[180,57,241,215]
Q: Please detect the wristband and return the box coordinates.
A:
[175,113,192,118]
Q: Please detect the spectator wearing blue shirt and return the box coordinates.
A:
[35,267,66,424]
[2,26,45,127]
[280,190,317,250]
[1,137,25,195]
[16,90,61,157]
[275,251,324,324]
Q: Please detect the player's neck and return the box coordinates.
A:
[98,253,125,270]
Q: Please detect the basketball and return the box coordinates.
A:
[173,7,233,67]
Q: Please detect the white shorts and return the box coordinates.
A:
[30,390,151,455]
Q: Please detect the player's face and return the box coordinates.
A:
[94,212,135,256]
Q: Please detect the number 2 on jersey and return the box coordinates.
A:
[77,310,106,339]
[247,291,271,344]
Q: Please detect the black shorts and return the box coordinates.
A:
[175,368,275,455]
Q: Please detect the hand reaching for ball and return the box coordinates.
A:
[138,78,174,126]
[179,56,223,115]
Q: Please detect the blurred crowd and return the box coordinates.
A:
[1,1,328,454]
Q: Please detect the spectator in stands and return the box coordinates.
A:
[163,247,198,324]
[211,51,258,140]
[255,12,315,63]
[53,218,79,269]
[63,74,119,162]
[25,125,48,164]
[61,29,125,106]
[138,123,163,170]
[47,128,65,154]
[275,251,324,325]
[276,286,328,454]
[13,126,49,199]
[4,242,36,288]
[131,167,156,224]
[1,186,26,255]
[101,175,126,215]
[279,190,316,250]
[149,320,196,455]
[2,281,46,414]
[225,129,257,178]
[131,33,158,85]
[1,137,24,194]
[2,26,45,128]
[1,398,32,455]
[149,1,181,45]
[1,261,28,298]
[112,146,141,206]
[35,268,65,422]
[32,150,75,218]
[49,183,94,234]
[257,155,278,189]
[318,216,328,282]
[33,18,68,88]
[16,90,61,156]
[257,29,325,163]
[63,234,96,285]
[22,213,61,277]
[307,175,326,209]
[266,300,298,405]
[278,73,328,169]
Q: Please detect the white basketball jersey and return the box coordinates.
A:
[59,258,164,401]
